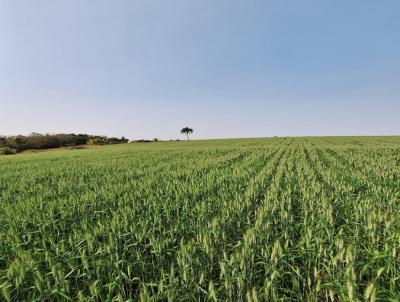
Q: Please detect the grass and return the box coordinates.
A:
[0,137,399,301]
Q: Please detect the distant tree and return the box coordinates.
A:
[180,127,193,141]
[0,136,6,147]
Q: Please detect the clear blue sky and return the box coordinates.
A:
[1,0,399,139]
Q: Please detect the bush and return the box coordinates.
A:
[87,138,107,146]
[0,147,17,155]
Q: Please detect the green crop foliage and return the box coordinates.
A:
[1,137,399,301]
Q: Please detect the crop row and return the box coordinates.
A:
[0,137,399,301]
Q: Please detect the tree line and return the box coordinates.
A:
[0,133,129,155]
[0,127,195,155]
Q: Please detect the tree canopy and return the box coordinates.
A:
[180,127,193,140]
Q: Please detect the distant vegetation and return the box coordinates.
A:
[0,127,195,155]
[0,133,129,154]
[131,138,160,143]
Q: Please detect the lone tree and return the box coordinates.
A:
[181,127,193,141]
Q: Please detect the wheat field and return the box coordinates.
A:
[1,137,399,301]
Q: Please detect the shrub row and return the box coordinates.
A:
[0,133,129,154]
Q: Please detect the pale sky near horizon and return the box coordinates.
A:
[1,1,399,140]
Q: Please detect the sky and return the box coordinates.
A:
[1,0,399,140]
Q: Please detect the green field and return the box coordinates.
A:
[1,137,399,301]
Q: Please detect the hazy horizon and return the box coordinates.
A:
[1,1,399,140]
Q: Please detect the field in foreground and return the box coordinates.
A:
[0,137,399,301]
